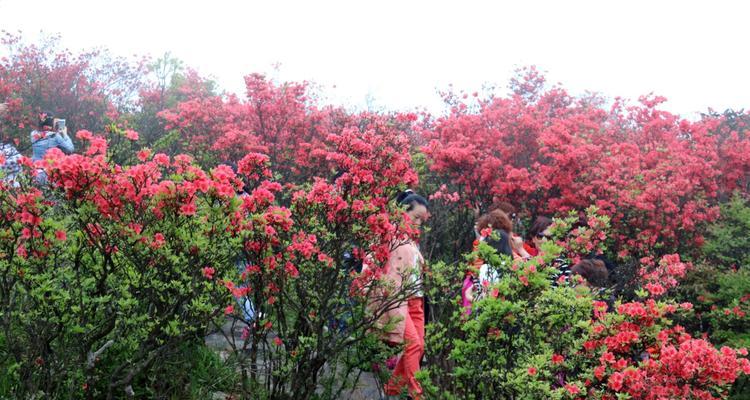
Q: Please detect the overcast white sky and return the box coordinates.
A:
[0,0,748,116]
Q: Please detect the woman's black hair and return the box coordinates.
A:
[527,216,553,241]
[38,111,55,130]
[396,190,428,211]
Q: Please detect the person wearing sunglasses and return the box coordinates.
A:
[524,216,553,256]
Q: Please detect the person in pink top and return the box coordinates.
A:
[365,190,429,399]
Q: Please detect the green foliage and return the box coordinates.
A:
[414,151,476,264]
[669,260,750,399]
[672,193,750,396]
[132,342,239,399]
[709,269,750,348]
[0,176,238,398]
[703,193,750,268]
[672,264,750,349]
[422,238,597,399]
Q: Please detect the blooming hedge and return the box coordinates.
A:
[1,36,749,399]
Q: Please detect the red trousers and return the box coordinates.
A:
[385,297,425,398]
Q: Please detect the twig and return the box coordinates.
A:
[87,339,115,369]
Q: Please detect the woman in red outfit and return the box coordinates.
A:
[366,191,429,399]
[524,216,553,256]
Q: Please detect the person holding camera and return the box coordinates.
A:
[31,111,74,184]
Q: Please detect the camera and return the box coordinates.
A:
[54,118,66,132]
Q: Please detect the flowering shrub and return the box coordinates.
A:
[422,241,750,399]
[2,33,750,399]
[2,37,424,397]
[158,73,328,174]
[639,254,691,298]
[705,110,750,200]
[0,134,242,398]
[582,298,750,399]
[668,194,750,397]
[0,32,145,145]
[421,239,593,399]
[549,206,612,262]
[132,54,219,149]
[0,125,420,398]
[216,116,421,398]
[421,67,722,260]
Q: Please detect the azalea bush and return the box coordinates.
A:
[706,110,750,201]
[421,234,750,399]
[420,237,595,399]
[670,245,750,398]
[1,37,425,398]
[581,298,750,399]
[420,67,725,260]
[0,134,242,398]
[216,115,423,399]
[669,194,750,372]
[132,53,219,149]
[2,33,750,399]
[0,32,145,146]
[157,72,334,175]
[0,124,421,399]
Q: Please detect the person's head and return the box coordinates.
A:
[488,200,520,226]
[571,259,609,288]
[397,190,429,228]
[38,111,55,130]
[528,216,553,248]
[475,210,513,256]
[476,209,513,235]
[488,200,515,215]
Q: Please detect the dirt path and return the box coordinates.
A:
[205,319,387,399]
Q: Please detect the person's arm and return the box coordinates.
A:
[511,235,532,259]
[56,132,75,154]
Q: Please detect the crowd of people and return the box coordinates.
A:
[0,106,75,187]
[374,191,611,399]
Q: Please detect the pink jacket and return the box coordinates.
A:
[364,241,424,344]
